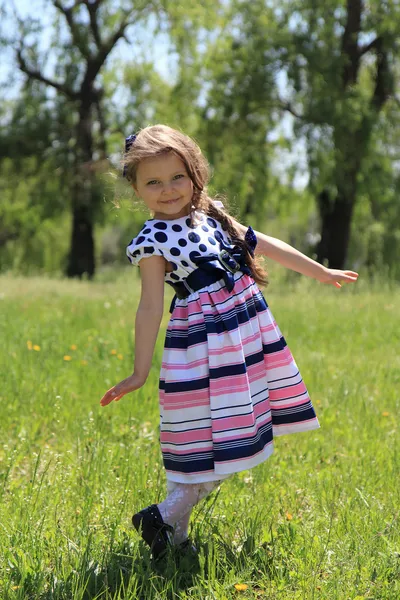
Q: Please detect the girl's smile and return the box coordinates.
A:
[134,153,194,220]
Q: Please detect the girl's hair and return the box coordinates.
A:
[123,124,268,287]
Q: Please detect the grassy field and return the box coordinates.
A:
[0,271,399,600]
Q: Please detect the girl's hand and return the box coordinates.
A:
[99,373,146,407]
[318,268,359,288]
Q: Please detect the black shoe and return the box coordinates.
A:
[132,504,174,560]
[178,538,198,555]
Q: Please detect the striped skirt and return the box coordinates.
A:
[159,273,319,483]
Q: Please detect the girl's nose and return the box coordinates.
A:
[161,181,176,194]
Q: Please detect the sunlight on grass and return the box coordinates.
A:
[0,274,399,599]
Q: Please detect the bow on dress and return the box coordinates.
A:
[189,225,258,293]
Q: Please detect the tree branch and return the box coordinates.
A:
[83,10,136,88]
[84,0,102,47]
[53,0,91,58]
[359,36,380,57]
[17,47,78,99]
[278,98,304,119]
[341,0,362,88]
[371,39,392,111]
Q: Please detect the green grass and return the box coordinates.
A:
[0,271,399,599]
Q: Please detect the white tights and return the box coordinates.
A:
[157,480,221,544]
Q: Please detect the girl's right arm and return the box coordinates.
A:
[100,255,165,406]
[133,255,166,382]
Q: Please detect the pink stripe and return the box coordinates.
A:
[213,407,271,434]
[270,397,310,410]
[210,373,249,392]
[161,445,213,455]
[160,427,212,444]
[269,382,307,400]
[162,357,208,370]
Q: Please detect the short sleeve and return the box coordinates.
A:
[126,232,163,267]
[213,200,224,209]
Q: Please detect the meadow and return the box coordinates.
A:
[0,271,399,600]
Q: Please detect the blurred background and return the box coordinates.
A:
[0,0,399,280]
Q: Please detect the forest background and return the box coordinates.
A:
[0,0,399,280]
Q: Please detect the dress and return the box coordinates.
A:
[126,209,320,483]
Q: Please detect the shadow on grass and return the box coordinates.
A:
[11,530,279,600]
[35,535,203,600]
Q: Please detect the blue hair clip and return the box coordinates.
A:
[123,133,137,178]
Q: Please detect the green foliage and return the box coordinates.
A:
[0,0,399,276]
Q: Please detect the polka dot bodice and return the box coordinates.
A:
[126,210,232,285]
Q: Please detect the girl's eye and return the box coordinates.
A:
[173,174,184,180]
[147,180,159,185]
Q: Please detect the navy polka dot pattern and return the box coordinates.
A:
[154,231,168,243]
[126,208,234,285]
[188,232,200,243]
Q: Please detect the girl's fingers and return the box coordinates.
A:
[100,388,124,406]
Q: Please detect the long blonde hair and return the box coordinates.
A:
[123,124,268,287]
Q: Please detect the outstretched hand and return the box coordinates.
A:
[318,268,359,288]
[100,373,145,407]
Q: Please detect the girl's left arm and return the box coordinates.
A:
[233,220,359,288]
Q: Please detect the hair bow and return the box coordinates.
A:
[123,133,136,178]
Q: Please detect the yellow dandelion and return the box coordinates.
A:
[27,340,33,350]
[11,586,21,590]
[234,583,248,592]
[117,353,123,360]
[81,360,88,366]
[382,411,390,417]
[70,344,77,350]
[286,512,293,521]
[63,355,72,361]
[110,349,117,355]
[33,345,41,351]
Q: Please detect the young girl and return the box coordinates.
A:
[100,124,358,560]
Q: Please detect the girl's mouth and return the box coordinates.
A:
[161,198,180,205]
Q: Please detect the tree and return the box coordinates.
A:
[8,0,155,277]
[6,0,224,277]
[198,1,279,220]
[279,0,399,267]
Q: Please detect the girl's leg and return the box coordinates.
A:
[158,481,221,542]
[173,509,192,545]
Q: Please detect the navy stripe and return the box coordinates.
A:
[262,338,287,355]
[245,350,265,367]
[163,455,214,473]
[209,362,246,379]
[271,404,316,425]
[164,376,210,393]
[213,422,273,463]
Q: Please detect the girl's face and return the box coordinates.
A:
[134,153,194,220]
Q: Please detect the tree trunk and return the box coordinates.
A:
[66,203,95,278]
[316,189,355,268]
[66,97,96,278]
